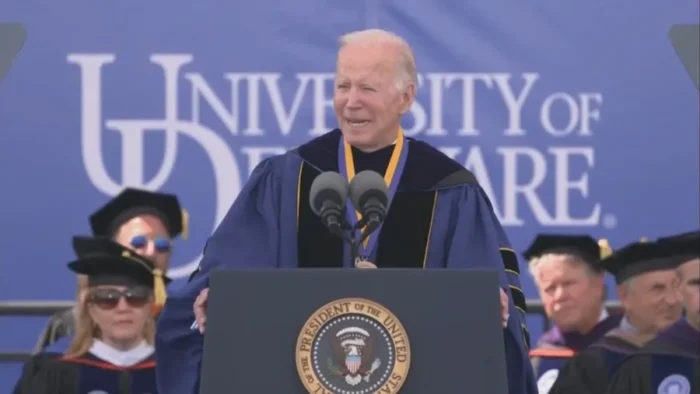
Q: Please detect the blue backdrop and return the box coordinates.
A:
[1,0,698,389]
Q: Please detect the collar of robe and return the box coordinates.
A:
[88,339,154,367]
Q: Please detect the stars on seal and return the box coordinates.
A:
[312,315,394,394]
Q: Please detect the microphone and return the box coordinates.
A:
[309,171,350,239]
[348,170,389,243]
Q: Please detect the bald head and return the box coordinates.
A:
[338,29,417,92]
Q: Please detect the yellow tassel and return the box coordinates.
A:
[598,239,613,259]
[640,236,649,243]
[181,208,189,240]
[152,268,167,316]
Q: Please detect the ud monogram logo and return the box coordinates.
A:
[296,298,411,394]
[657,374,691,394]
[68,54,242,280]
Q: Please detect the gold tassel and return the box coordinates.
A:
[640,236,649,243]
[598,239,613,259]
[152,268,167,316]
[181,208,189,240]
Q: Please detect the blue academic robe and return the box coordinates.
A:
[605,319,700,394]
[529,314,622,392]
[155,129,537,394]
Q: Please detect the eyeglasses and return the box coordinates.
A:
[130,235,171,253]
[87,287,151,309]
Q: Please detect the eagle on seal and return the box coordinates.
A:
[331,326,381,386]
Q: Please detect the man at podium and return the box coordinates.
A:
[156,28,537,394]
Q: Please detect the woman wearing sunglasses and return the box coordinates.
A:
[33,187,186,355]
[15,236,167,394]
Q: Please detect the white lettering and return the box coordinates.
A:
[500,147,550,225]
[308,73,335,136]
[577,93,603,136]
[549,147,601,225]
[463,146,504,221]
[540,92,579,137]
[493,73,539,136]
[445,73,494,136]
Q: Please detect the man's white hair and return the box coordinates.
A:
[338,28,418,92]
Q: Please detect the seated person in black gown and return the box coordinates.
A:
[606,231,700,394]
[14,236,166,394]
[523,234,621,393]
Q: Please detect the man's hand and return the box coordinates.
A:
[194,288,209,334]
[500,288,509,328]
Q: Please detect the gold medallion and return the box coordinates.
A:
[295,298,411,394]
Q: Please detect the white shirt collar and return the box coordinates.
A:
[599,308,609,321]
[88,339,154,367]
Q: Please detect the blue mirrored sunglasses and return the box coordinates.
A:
[130,235,171,252]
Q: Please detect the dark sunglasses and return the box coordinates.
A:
[130,235,171,252]
[87,287,151,309]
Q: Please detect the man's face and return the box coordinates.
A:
[114,214,171,271]
[677,258,700,329]
[333,42,414,150]
[533,255,605,332]
[618,270,682,334]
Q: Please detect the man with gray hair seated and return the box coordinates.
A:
[524,234,621,393]
[605,231,700,394]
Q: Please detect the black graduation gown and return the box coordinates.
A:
[17,352,157,394]
[529,314,622,392]
[547,329,656,394]
[155,129,537,394]
[12,352,63,394]
[605,319,700,394]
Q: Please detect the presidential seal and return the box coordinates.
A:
[296,298,411,394]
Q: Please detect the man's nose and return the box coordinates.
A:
[345,89,363,108]
[553,286,568,301]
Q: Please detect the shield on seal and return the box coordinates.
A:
[345,355,361,374]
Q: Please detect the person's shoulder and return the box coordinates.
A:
[289,128,341,172]
[404,137,478,191]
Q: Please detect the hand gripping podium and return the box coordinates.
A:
[199,269,509,394]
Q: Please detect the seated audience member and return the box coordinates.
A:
[605,231,700,394]
[524,234,620,393]
[14,236,166,394]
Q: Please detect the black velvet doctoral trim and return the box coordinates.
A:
[294,129,474,269]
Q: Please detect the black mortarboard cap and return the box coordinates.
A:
[523,234,612,268]
[0,23,27,84]
[598,233,698,285]
[89,188,188,239]
[657,230,700,262]
[68,236,166,288]
[669,24,700,91]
